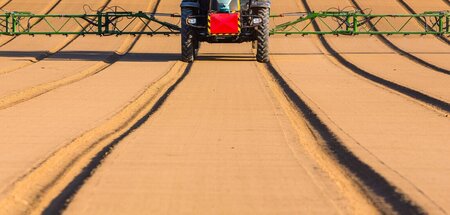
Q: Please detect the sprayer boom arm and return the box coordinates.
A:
[0,10,447,36]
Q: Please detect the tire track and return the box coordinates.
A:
[395,0,449,45]
[0,0,159,110]
[255,62,377,214]
[256,61,425,214]
[62,54,356,214]
[300,0,450,114]
[0,0,63,48]
[45,62,189,215]
[348,0,450,75]
[444,0,450,6]
[0,0,13,9]
[252,34,421,212]
[0,0,112,75]
[0,61,189,215]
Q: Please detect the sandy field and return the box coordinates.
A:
[0,0,449,214]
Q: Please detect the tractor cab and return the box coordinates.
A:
[210,0,240,13]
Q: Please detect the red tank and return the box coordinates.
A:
[208,12,240,35]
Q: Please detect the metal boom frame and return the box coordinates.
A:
[0,10,448,36]
[0,11,181,36]
[270,11,449,35]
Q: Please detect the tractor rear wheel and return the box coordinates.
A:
[181,8,195,62]
[255,7,270,63]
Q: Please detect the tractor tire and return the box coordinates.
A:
[194,38,200,56]
[255,7,270,63]
[181,8,195,62]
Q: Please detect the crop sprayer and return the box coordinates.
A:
[0,0,448,62]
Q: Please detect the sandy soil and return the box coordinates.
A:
[0,0,449,214]
[303,0,450,104]
[269,0,450,213]
[0,0,162,200]
[65,46,357,214]
[353,0,450,70]
[0,0,65,73]
[0,0,155,98]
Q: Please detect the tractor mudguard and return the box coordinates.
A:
[250,0,271,8]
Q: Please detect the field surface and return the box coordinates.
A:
[0,0,449,214]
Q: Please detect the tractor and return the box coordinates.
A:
[180,0,271,62]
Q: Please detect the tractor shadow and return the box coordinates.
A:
[1,50,447,62]
[0,51,181,62]
[0,51,258,62]
[196,53,256,62]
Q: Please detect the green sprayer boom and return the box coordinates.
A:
[270,11,449,35]
[0,11,182,35]
[0,10,448,36]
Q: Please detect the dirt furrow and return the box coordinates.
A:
[265,1,450,214]
[58,1,450,213]
[279,0,450,110]
[63,47,361,214]
[395,0,449,44]
[270,51,450,213]
[257,61,424,214]
[0,34,138,110]
[0,35,181,212]
[0,0,185,212]
[0,60,188,214]
[402,0,450,11]
[0,0,112,75]
[348,0,449,75]
[0,0,13,8]
[351,0,450,71]
[270,18,449,215]
[0,0,448,214]
[299,0,450,113]
[0,0,64,47]
[0,0,162,110]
